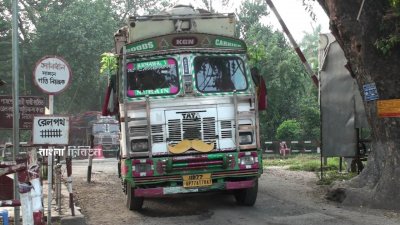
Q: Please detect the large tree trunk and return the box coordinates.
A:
[317,0,400,209]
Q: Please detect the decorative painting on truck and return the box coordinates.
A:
[125,34,247,54]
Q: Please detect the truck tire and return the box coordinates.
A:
[126,182,144,210]
[234,180,258,206]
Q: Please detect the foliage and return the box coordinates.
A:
[299,25,321,71]
[238,0,320,143]
[0,17,11,95]
[100,52,118,77]
[298,97,320,140]
[375,33,400,55]
[31,0,119,113]
[276,119,302,140]
[373,0,400,54]
[390,0,400,13]
[236,0,268,38]
[301,0,317,21]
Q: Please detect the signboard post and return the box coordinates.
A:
[33,56,72,116]
[32,116,70,145]
[33,56,71,225]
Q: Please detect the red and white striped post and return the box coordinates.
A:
[15,156,33,225]
[265,0,319,87]
[28,149,44,225]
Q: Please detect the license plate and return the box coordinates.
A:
[182,173,212,188]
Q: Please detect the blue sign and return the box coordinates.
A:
[363,83,379,101]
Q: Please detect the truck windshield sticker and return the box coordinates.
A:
[194,56,247,93]
[127,58,179,97]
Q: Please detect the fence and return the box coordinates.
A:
[264,140,318,154]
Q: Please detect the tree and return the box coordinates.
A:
[317,0,400,209]
[275,119,302,141]
[31,0,119,113]
[237,0,318,143]
[0,17,11,95]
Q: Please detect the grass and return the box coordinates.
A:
[264,153,339,171]
[317,170,358,185]
[263,153,358,185]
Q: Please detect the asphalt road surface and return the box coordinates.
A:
[71,158,400,225]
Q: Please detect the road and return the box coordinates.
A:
[70,158,400,225]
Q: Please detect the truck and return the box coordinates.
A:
[91,116,120,158]
[104,4,267,210]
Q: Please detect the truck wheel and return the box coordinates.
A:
[126,182,144,210]
[234,180,258,206]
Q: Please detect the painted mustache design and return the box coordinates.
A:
[168,139,214,154]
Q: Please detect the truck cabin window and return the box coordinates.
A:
[126,58,179,97]
[194,56,247,93]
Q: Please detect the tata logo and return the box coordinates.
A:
[182,112,200,120]
[172,37,198,46]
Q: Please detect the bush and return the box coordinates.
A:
[275,119,302,140]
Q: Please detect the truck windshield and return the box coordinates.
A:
[126,58,179,97]
[194,56,247,93]
[93,124,119,134]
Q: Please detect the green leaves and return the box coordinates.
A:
[276,119,302,141]
[238,0,320,142]
[100,52,117,77]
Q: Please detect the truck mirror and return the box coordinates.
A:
[110,75,116,91]
[250,68,267,111]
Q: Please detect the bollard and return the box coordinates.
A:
[66,157,74,216]
[47,152,53,225]
[87,150,94,183]
[0,209,9,225]
[55,164,62,214]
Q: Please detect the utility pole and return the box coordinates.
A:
[12,0,20,224]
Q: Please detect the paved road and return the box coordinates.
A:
[71,159,400,225]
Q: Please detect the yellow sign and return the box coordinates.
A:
[182,174,212,188]
[377,99,400,117]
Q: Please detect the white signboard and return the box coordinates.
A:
[33,56,72,94]
[33,116,70,145]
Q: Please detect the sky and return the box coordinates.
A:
[179,0,330,42]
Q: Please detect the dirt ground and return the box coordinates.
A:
[72,159,400,225]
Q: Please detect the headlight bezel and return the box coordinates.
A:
[239,131,253,145]
[130,139,148,152]
[239,155,255,165]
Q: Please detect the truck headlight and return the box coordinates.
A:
[239,132,253,145]
[131,139,148,152]
[239,156,255,165]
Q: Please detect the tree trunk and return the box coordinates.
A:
[317,0,400,209]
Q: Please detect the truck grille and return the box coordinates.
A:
[168,117,216,142]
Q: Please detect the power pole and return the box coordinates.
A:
[12,0,20,224]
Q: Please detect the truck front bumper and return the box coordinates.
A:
[134,179,255,197]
